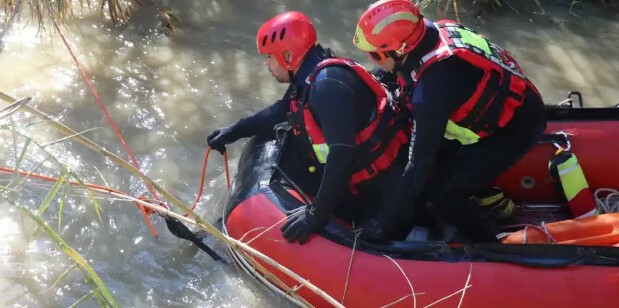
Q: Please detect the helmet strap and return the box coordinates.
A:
[387,51,408,72]
[396,42,407,56]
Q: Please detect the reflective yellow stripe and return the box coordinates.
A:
[312,143,330,164]
[478,192,505,207]
[353,25,377,51]
[456,28,491,55]
[372,12,419,35]
[557,155,588,201]
[444,120,479,145]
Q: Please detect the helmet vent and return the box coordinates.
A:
[262,35,268,47]
[271,31,277,43]
[280,28,286,40]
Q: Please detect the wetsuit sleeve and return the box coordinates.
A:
[232,87,292,138]
[306,69,358,215]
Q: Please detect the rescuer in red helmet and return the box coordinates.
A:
[207,11,410,244]
[353,0,547,242]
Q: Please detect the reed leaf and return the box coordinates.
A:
[58,175,70,229]
[41,127,102,148]
[37,167,66,216]
[16,138,32,176]
[0,123,103,222]
[0,185,17,192]
[0,97,31,120]
[68,171,103,222]
[1,90,345,308]
[21,206,118,308]
[69,289,96,308]
[1,0,128,42]
[16,157,50,190]
[40,263,77,294]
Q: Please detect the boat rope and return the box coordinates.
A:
[53,20,159,237]
[184,146,230,215]
[223,151,231,190]
[594,188,619,214]
[505,223,558,244]
[189,146,212,214]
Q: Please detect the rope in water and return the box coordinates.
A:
[0,146,230,217]
[0,166,125,196]
[52,20,158,236]
[186,146,230,216]
[51,21,233,232]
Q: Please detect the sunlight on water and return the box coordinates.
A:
[1,1,618,307]
[0,216,21,254]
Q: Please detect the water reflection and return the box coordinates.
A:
[0,0,618,307]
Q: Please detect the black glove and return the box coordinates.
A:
[360,217,394,243]
[371,67,400,93]
[206,125,238,154]
[360,195,408,243]
[280,205,329,245]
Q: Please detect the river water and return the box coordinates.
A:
[0,1,617,307]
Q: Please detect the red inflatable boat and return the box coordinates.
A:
[223,94,619,307]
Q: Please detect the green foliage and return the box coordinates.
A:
[22,207,119,308]
[1,109,113,307]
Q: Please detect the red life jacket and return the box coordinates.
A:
[288,57,410,191]
[404,20,539,141]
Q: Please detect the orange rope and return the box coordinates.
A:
[183,147,231,216]
[185,147,211,216]
[1,166,121,195]
[19,23,233,234]
[2,134,230,237]
[0,166,167,217]
[1,146,230,217]
[53,21,159,237]
[224,151,231,190]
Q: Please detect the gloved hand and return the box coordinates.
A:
[360,195,407,243]
[280,205,329,245]
[206,125,238,154]
[360,217,392,243]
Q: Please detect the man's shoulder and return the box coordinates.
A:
[312,61,358,81]
[418,56,481,85]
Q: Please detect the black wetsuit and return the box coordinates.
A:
[374,21,547,242]
[226,45,405,224]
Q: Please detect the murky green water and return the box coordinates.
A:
[0,1,617,307]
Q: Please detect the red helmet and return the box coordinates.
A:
[256,11,317,71]
[353,0,426,55]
